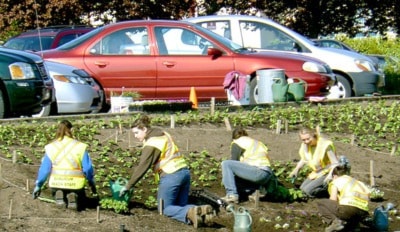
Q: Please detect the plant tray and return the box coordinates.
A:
[129,102,193,112]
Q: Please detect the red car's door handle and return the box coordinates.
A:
[162,61,176,67]
[94,61,109,67]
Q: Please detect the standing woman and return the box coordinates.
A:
[119,115,214,228]
[289,127,339,198]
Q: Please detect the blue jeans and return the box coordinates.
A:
[221,160,272,197]
[157,168,195,224]
[300,174,329,198]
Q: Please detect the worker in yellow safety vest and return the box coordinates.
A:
[289,127,339,198]
[220,127,276,204]
[119,115,214,228]
[316,163,370,232]
[32,120,97,211]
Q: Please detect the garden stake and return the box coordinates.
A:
[276,120,282,134]
[254,190,260,208]
[210,97,215,115]
[351,134,356,146]
[284,119,288,134]
[26,179,29,191]
[12,150,17,164]
[390,145,397,156]
[370,160,375,187]
[186,139,189,151]
[170,115,175,129]
[97,206,100,223]
[224,117,232,131]
[159,198,164,215]
[0,163,2,187]
[8,199,12,219]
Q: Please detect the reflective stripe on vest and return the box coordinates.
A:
[146,132,187,175]
[232,136,271,167]
[46,136,87,190]
[330,175,370,211]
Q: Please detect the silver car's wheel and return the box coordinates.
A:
[249,78,259,104]
[32,105,51,117]
[327,74,352,99]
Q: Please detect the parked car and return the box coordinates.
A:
[312,39,381,70]
[368,54,400,73]
[0,47,54,118]
[39,20,335,106]
[3,25,93,51]
[3,26,102,115]
[36,61,103,116]
[187,15,383,99]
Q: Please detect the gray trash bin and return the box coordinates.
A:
[256,69,285,103]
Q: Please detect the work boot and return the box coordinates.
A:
[200,205,214,226]
[67,192,78,210]
[221,194,239,204]
[325,219,344,232]
[55,190,66,208]
[187,206,202,228]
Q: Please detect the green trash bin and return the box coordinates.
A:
[272,78,289,102]
[288,78,307,102]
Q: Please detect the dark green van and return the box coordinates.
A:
[0,47,54,118]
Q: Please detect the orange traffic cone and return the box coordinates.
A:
[189,86,198,109]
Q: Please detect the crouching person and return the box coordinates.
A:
[119,115,214,228]
[221,127,276,203]
[32,120,97,211]
[316,164,370,232]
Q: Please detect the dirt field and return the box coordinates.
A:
[1,122,400,232]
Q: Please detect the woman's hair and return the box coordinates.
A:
[131,114,152,129]
[299,127,319,139]
[55,120,73,140]
[232,127,248,140]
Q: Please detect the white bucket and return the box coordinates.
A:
[256,69,285,103]
[111,96,133,113]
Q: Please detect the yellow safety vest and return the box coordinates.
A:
[145,132,187,182]
[299,137,336,179]
[46,136,87,190]
[232,136,271,167]
[329,175,370,211]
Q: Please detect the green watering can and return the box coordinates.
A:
[110,177,134,203]
[272,78,289,102]
[287,78,307,102]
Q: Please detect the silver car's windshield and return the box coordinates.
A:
[57,26,105,50]
[193,24,243,51]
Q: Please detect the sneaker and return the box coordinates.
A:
[187,206,202,228]
[221,195,239,204]
[200,205,214,226]
[325,219,344,232]
[66,192,77,210]
[55,190,65,208]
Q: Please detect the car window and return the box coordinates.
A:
[90,27,149,55]
[239,20,296,51]
[5,36,54,51]
[154,27,214,55]
[58,34,81,47]
[195,21,232,40]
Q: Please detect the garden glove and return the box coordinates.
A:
[32,186,41,199]
[119,186,128,197]
[89,181,97,195]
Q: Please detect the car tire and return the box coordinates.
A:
[327,74,352,99]
[249,77,259,105]
[0,90,5,118]
[32,104,51,117]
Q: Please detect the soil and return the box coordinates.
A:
[1,122,400,232]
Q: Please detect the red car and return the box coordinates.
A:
[39,20,335,107]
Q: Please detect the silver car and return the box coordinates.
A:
[34,61,103,116]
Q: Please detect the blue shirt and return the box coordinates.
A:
[35,151,95,188]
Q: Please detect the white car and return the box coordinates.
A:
[187,15,384,98]
[34,61,103,116]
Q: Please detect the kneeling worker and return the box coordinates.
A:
[33,120,97,210]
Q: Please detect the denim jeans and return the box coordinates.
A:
[221,160,272,197]
[300,174,329,198]
[157,168,195,224]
